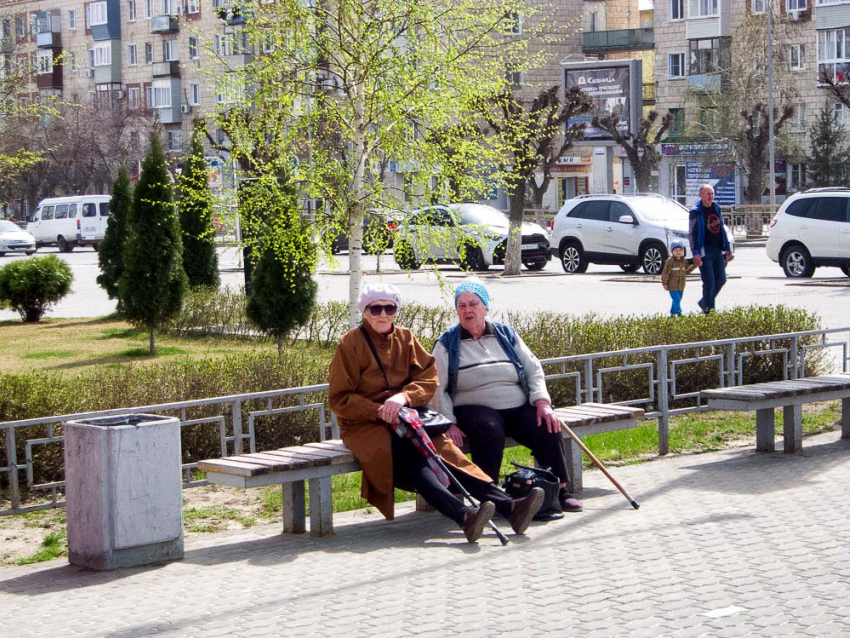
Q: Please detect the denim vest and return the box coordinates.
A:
[437,321,529,400]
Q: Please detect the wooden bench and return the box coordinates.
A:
[699,373,850,453]
[198,402,644,537]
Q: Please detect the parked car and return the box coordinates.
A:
[0,221,37,256]
[26,195,111,252]
[549,193,734,275]
[324,209,403,255]
[393,203,550,271]
[766,188,850,278]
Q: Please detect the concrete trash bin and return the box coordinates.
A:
[64,413,184,570]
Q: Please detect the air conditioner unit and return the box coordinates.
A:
[116,90,125,98]
[84,68,93,77]
[788,10,802,22]
[180,103,191,114]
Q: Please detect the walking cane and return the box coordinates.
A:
[558,419,640,510]
[399,408,510,545]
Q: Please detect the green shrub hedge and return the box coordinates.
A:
[0,301,830,500]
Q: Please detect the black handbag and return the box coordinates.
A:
[503,462,564,521]
[359,326,453,437]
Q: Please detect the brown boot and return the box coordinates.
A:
[508,487,545,535]
[462,501,495,543]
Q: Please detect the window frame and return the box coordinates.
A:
[128,1,137,22]
[89,1,108,27]
[669,0,685,21]
[688,0,719,18]
[68,10,77,29]
[787,0,807,10]
[668,52,686,79]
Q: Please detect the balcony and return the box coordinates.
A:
[642,83,655,104]
[151,16,179,34]
[217,5,252,26]
[94,64,122,85]
[1,35,13,54]
[37,31,61,48]
[688,73,725,93]
[582,28,654,54]
[152,60,181,78]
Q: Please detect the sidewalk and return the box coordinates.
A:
[2,430,849,638]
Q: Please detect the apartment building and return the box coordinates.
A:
[654,0,847,205]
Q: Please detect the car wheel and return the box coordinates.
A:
[25,251,36,256]
[559,241,588,274]
[57,236,74,253]
[460,243,488,272]
[0,252,5,257]
[641,243,667,275]
[524,261,546,271]
[619,263,640,273]
[329,239,341,255]
[781,244,815,278]
[394,240,420,270]
[840,265,850,277]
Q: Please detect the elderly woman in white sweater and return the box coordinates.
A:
[431,280,583,513]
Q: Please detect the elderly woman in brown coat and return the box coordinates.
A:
[328,283,543,543]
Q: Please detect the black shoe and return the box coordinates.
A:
[508,487,545,534]
[462,501,495,543]
[697,299,707,313]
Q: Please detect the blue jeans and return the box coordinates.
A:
[669,290,683,315]
[698,246,727,311]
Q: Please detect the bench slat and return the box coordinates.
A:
[197,458,270,477]
[253,450,334,468]
[239,452,322,471]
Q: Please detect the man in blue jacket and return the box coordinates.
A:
[689,184,733,314]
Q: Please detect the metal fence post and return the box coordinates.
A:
[657,347,669,456]
[5,426,20,510]
[584,358,594,403]
[726,343,736,387]
[232,399,243,455]
[790,335,799,379]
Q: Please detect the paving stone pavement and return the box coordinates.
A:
[1,430,849,638]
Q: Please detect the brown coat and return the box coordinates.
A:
[661,257,696,292]
[328,322,490,520]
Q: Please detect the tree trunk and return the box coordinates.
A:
[348,81,367,328]
[149,327,155,355]
[633,162,652,193]
[504,181,525,276]
[744,168,764,204]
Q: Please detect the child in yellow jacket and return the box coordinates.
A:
[661,241,696,316]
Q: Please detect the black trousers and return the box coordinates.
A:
[454,403,571,489]
[390,433,514,525]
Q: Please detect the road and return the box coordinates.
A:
[2,244,849,330]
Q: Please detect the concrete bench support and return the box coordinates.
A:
[282,482,306,534]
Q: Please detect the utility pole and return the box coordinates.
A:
[767,0,776,209]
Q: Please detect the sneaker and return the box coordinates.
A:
[508,487,545,534]
[559,490,583,513]
[462,501,495,543]
[697,298,707,313]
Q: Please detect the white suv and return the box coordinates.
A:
[766,188,850,278]
[549,194,699,275]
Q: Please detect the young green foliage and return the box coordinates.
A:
[119,131,188,354]
[808,107,850,188]
[179,126,220,288]
[97,166,132,310]
[0,254,73,323]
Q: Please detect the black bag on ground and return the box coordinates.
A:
[503,462,564,521]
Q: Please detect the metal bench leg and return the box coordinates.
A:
[282,481,306,534]
[842,398,850,440]
[564,438,584,493]
[783,404,803,453]
[309,477,334,537]
[755,408,776,452]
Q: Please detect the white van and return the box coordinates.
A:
[27,195,111,252]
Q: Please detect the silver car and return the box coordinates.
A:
[0,221,37,256]
[393,203,550,271]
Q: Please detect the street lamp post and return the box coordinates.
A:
[767,0,776,209]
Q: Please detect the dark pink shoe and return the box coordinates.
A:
[559,492,583,512]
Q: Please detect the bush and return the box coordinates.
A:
[0,255,73,322]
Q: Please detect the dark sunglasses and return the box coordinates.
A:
[367,304,398,316]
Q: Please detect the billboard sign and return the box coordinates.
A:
[563,59,642,141]
[685,162,736,206]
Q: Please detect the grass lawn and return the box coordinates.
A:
[0,317,275,375]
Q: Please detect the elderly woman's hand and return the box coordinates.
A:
[445,424,465,447]
[535,400,561,434]
[378,393,408,425]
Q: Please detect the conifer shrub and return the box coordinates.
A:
[0,255,73,322]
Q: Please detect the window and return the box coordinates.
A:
[165,129,182,153]
[54,204,69,219]
[262,32,274,53]
[188,0,200,13]
[668,53,685,78]
[68,204,78,219]
[787,0,807,9]
[127,44,138,66]
[145,0,153,19]
[215,33,234,56]
[752,0,766,13]
[163,39,178,61]
[94,42,111,66]
[68,10,77,29]
[70,52,78,73]
[82,203,97,218]
[610,202,633,222]
[99,203,110,217]
[128,86,140,108]
[832,101,849,126]
[16,17,25,38]
[89,2,108,27]
[189,37,199,59]
[790,44,805,69]
[670,0,684,20]
[190,83,200,105]
[162,0,177,15]
[688,0,718,17]
[506,70,523,87]
[215,76,243,103]
[36,50,53,74]
[128,1,137,21]
[41,206,54,221]
[817,28,850,83]
[505,12,522,35]
[668,108,685,138]
[689,38,728,75]
[149,80,172,108]
[790,163,806,191]
[792,102,805,130]
[145,42,153,64]
[811,198,848,222]
[571,201,610,221]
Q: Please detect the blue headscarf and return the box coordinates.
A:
[454,280,490,310]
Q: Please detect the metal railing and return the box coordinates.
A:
[2,327,848,516]
[582,28,654,54]
[727,204,779,240]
